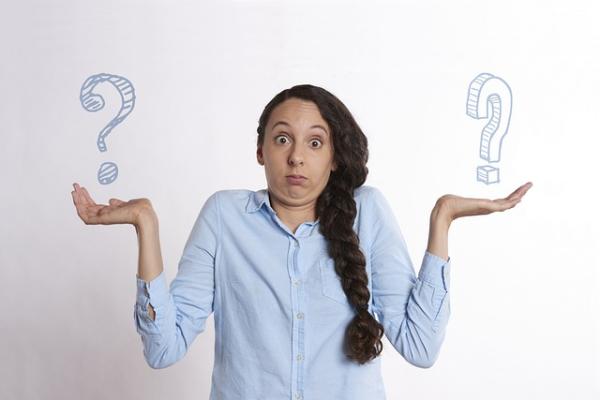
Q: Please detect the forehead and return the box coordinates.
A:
[267,98,329,133]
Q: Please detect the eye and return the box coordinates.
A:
[275,135,289,144]
[274,134,323,148]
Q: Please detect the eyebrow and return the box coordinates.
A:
[271,121,329,136]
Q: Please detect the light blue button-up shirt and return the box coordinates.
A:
[134,185,451,399]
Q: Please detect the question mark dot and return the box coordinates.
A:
[97,162,118,185]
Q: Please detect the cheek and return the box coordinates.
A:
[320,153,334,168]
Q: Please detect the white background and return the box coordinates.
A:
[1,0,598,399]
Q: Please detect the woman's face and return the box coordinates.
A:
[257,98,337,213]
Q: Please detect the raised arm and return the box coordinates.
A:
[135,209,164,320]
[368,187,451,368]
[133,192,220,369]
[429,181,534,259]
[426,202,451,262]
[71,182,219,369]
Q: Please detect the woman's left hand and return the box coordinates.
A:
[436,181,533,223]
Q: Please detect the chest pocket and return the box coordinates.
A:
[319,258,349,305]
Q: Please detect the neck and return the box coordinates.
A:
[268,191,317,223]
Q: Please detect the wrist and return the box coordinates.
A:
[430,201,452,229]
[134,206,158,230]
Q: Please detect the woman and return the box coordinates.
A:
[71,84,532,399]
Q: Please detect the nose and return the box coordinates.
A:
[288,145,304,166]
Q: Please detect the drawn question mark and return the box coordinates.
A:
[466,72,512,184]
[79,73,136,185]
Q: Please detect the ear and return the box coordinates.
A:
[257,146,264,166]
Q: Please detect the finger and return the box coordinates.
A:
[494,197,520,210]
[72,186,84,207]
[507,182,532,201]
[79,186,91,204]
[71,191,81,211]
[81,187,97,206]
[490,200,515,213]
[73,183,88,206]
[491,196,517,206]
[507,185,525,200]
[520,182,533,196]
[519,181,533,192]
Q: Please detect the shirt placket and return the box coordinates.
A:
[288,235,305,400]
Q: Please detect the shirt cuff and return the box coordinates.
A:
[418,250,451,291]
[136,270,170,309]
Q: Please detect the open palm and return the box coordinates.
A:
[71,182,150,225]
[440,181,533,221]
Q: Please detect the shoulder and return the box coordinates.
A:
[353,185,383,222]
[354,184,382,203]
[211,188,255,201]
[204,188,260,213]
[354,184,395,222]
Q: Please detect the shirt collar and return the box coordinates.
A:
[245,188,319,226]
[246,188,273,214]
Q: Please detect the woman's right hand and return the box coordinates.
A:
[71,182,153,226]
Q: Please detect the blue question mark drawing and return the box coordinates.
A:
[466,72,512,184]
[79,73,136,185]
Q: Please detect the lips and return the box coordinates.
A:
[286,175,306,179]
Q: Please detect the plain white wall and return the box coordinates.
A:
[1,0,598,399]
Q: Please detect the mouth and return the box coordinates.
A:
[286,174,307,179]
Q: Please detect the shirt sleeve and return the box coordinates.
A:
[368,187,451,368]
[133,191,221,369]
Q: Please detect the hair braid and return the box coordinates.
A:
[316,175,384,364]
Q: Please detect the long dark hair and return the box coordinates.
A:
[256,84,384,365]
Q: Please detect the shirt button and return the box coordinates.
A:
[293,279,300,286]
[297,354,303,361]
[296,312,304,319]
